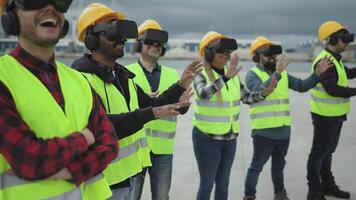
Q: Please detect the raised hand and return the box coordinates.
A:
[179,87,194,103]
[225,51,242,79]
[178,60,203,89]
[261,76,277,97]
[315,57,333,76]
[276,53,290,74]
[152,101,191,119]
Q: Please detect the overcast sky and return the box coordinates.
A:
[69,0,355,39]
[1,0,353,48]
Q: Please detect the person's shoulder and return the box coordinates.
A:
[56,61,84,75]
[161,65,178,74]
[125,62,140,69]
[246,68,259,76]
[0,54,16,65]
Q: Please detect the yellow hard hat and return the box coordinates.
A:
[199,31,226,56]
[76,2,126,42]
[318,20,345,42]
[138,19,162,35]
[249,36,274,56]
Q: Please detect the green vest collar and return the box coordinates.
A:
[137,59,161,73]
[73,54,135,83]
[325,47,342,62]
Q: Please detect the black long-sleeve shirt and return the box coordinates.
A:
[72,54,186,139]
[312,48,356,122]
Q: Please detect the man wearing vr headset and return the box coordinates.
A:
[193,31,278,200]
[72,3,200,200]
[126,19,183,200]
[0,0,118,199]
[243,36,332,200]
[306,21,356,200]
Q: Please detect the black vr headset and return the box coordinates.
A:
[84,19,138,51]
[136,29,169,56]
[253,45,283,63]
[204,38,238,62]
[1,0,72,37]
[13,0,73,13]
[328,29,355,45]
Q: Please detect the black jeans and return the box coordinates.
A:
[307,118,343,192]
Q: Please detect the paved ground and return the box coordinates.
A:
[140,72,356,200]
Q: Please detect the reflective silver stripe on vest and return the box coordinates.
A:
[311,94,349,104]
[1,172,33,188]
[196,100,229,107]
[250,99,289,108]
[137,137,148,148]
[146,129,176,139]
[114,143,139,161]
[250,111,290,119]
[196,100,240,108]
[233,100,240,107]
[113,137,148,161]
[195,113,239,123]
[0,173,81,199]
[313,86,325,92]
[160,116,177,122]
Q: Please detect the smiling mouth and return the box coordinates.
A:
[39,19,58,28]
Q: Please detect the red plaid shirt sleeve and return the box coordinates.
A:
[0,83,89,180]
[0,46,118,185]
[66,92,118,186]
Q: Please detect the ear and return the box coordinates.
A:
[1,10,20,36]
[252,54,260,63]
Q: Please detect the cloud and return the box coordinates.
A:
[65,0,355,44]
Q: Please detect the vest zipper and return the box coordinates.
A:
[103,82,111,113]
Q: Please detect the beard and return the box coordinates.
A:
[263,59,277,72]
[20,24,61,48]
[144,50,160,63]
[96,41,124,61]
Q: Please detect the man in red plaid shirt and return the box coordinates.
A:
[0,0,118,199]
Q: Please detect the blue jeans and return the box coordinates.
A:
[132,153,173,200]
[192,126,237,200]
[307,119,342,192]
[109,178,134,200]
[244,135,290,196]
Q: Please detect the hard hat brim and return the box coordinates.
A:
[77,11,126,42]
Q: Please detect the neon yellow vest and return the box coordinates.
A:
[193,67,241,135]
[82,73,152,186]
[126,63,179,154]
[310,50,350,116]
[0,55,111,200]
[249,67,291,129]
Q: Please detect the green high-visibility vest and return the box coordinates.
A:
[0,55,111,200]
[126,63,179,155]
[249,67,291,129]
[193,67,241,135]
[82,73,152,186]
[310,50,350,116]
